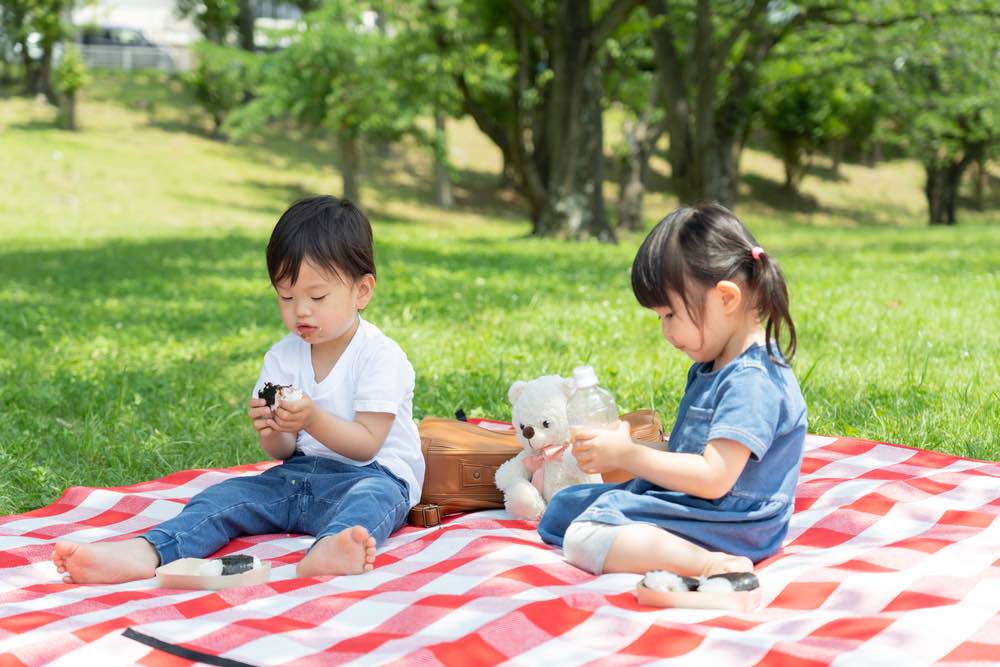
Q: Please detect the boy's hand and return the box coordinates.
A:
[571,420,633,474]
[270,394,315,433]
[248,398,278,437]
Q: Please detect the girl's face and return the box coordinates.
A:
[274,260,373,347]
[652,287,734,364]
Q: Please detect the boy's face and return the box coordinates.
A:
[274,260,374,347]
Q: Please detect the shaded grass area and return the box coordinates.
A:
[1,74,998,515]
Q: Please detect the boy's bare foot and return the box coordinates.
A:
[701,552,754,578]
[296,526,376,577]
[52,538,160,584]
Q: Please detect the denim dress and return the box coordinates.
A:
[538,344,808,563]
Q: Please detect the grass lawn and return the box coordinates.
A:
[1,72,998,516]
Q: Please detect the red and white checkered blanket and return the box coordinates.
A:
[3,432,1000,666]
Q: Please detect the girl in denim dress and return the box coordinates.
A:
[539,203,807,579]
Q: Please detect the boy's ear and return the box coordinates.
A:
[715,280,743,313]
[355,274,375,309]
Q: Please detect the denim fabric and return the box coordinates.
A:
[539,343,807,563]
[143,452,410,565]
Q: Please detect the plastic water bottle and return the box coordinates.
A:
[566,365,619,436]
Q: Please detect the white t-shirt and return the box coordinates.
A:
[252,317,424,507]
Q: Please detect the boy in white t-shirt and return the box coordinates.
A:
[53,196,424,583]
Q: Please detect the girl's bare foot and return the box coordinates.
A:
[296,526,376,577]
[701,552,754,577]
[52,538,160,584]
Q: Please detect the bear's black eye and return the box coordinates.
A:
[518,424,525,430]
[542,420,551,429]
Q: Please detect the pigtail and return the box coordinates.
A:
[751,252,797,364]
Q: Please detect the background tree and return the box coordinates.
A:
[52,43,88,130]
[604,9,663,231]
[880,14,999,225]
[185,42,260,139]
[429,0,643,240]
[0,0,69,101]
[227,1,423,205]
[175,0,241,46]
[643,0,998,210]
[758,62,877,195]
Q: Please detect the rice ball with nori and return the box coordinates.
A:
[276,386,303,403]
[198,555,261,577]
[642,570,700,592]
[698,571,760,593]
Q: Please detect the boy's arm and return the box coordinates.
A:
[249,397,297,460]
[301,408,395,461]
[271,396,394,461]
[259,429,297,460]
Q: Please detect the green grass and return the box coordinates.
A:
[1,72,998,515]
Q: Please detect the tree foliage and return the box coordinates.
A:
[185,41,260,138]
[225,1,430,203]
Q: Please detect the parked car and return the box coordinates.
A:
[74,25,177,70]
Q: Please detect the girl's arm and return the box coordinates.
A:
[572,421,751,499]
[271,396,394,461]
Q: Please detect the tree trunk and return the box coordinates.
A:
[59,92,76,130]
[616,109,660,231]
[972,157,986,211]
[338,133,362,205]
[433,111,453,208]
[535,62,613,240]
[532,2,614,241]
[237,0,256,51]
[830,139,844,178]
[779,136,803,195]
[924,161,965,225]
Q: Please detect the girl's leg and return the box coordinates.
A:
[537,482,623,547]
[602,523,753,577]
[296,465,409,577]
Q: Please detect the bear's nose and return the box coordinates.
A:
[521,425,535,440]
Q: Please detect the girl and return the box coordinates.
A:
[539,203,807,579]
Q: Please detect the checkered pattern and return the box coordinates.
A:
[2,432,999,666]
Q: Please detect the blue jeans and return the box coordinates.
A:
[143,452,410,565]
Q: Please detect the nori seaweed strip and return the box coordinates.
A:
[257,382,288,408]
[219,555,255,575]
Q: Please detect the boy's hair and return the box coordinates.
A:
[631,202,797,363]
[266,195,375,286]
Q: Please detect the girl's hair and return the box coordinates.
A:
[266,195,375,286]
[631,203,797,363]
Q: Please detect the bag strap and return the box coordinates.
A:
[408,503,442,527]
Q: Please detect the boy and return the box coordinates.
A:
[54,196,423,583]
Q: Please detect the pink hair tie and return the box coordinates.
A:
[751,246,764,260]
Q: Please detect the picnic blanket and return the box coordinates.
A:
[2,430,1000,666]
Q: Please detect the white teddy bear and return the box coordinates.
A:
[494,375,602,521]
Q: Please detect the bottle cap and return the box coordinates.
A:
[572,365,598,388]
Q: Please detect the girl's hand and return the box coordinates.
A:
[270,394,315,433]
[571,420,633,474]
[248,398,278,437]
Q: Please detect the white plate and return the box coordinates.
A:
[155,558,271,590]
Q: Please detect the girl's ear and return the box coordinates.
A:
[355,274,376,309]
[715,280,743,313]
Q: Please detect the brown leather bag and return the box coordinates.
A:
[408,409,664,527]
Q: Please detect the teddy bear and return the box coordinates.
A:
[494,374,602,521]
